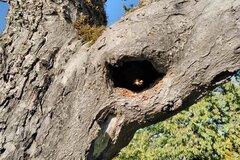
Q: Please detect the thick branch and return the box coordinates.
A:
[0,0,239,160]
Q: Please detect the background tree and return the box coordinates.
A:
[115,73,240,159]
[0,0,239,159]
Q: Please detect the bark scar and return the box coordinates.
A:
[234,45,240,54]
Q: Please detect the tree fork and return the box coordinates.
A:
[0,0,240,159]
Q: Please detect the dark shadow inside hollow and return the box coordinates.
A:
[108,60,165,92]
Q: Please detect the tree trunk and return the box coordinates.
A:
[0,0,239,159]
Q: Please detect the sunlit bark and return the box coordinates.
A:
[0,0,239,159]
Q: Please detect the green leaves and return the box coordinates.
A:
[115,76,240,160]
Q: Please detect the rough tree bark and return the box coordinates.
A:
[0,0,239,159]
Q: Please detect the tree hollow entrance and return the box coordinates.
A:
[109,60,165,92]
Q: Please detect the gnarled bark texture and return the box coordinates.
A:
[0,0,239,159]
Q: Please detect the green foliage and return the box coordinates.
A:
[115,76,240,160]
[73,15,106,46]
[73,0,106,46]
[123,2,144,15]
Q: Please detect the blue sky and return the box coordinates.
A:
[0,0,138,33]
[106,0,138,25]
[0,2,8,33]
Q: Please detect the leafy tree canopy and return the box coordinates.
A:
[115,73,240,160]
